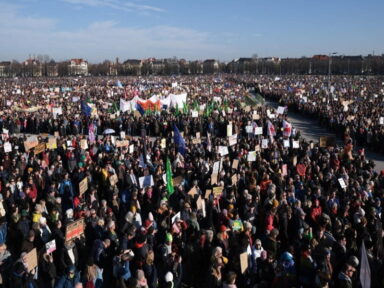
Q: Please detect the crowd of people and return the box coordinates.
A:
[0,75,382,288]
[258,75,384,153]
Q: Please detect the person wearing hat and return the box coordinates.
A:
[55,265,80,288]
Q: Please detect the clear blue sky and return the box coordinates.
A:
[0,0,383,63]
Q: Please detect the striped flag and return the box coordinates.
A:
[283,120,292,138]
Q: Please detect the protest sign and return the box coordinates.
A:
[80,139,88,150]
[292,140,300,149]
[218,146,229,156]
[227,123,232,137]
[212,186,223,198]
[247,151,256,162]
[283,139,290,148]
[205,189,212,199]
[79,177,88,196]
[277,106,286,114]
[139,175,154,188]
[246,126,253,133]
[172,212,181,224]
[228,134,237,146]
[66,218,85,241]
[338,178,347,189]
[161,138,166,149]
[254,127,263,135]
[3,142,12,153]
[46,137,57,149]
[24,135,39,151]
[34,143,45,155]
[261,139,269,149]
[24,248,38,272]
[45,239,56,254]
[297,164,306,176]
[232,159,239,170]
[240,252,248,274]
[116,140,129,148]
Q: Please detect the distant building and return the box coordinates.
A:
[68,59,88,76]
[46,61,58,77]
[123,59,142,76]
[0,61,11,77]
[23,59,42,77]
[152,59,165,75]
[203,59,219,74]
[179,59,190,75]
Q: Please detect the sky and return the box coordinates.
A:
[0,0,383,63]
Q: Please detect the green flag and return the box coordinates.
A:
[166,158,174,197]
[183,102,189,114]
[175,103,180,116]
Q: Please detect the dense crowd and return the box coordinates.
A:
[257,75,384,153]
[0,75,382,288]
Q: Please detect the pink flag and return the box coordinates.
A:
[88,123,95,143]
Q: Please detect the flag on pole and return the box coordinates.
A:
[360,241,371,288]
[173,124,186,155]
[267,120,276,137]
[166,158,174,197]
[81,101,92,117]
[136,103,145,116]
[207,132,212,152]
[282,120,292,138]
[88,122,95,143]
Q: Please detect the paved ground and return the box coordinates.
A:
[263,97,384,172]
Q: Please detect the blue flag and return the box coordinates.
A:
[173,124,186,155]
[116,80,123,88]
[81,101,92,117]
[136,103,145,116]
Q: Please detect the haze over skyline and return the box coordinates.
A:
[1,0,383,63]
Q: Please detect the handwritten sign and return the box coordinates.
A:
[79,177,88,196]
[80,139,88,150]
[212,186,223,198]
[24,135,39,151]
[116,140,129,148]
[34,143,46,155]
[46,137,57,149]
[232,159,239,170]
[240,252,248,274]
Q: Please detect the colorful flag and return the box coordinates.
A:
[267,120,276,137]
[88,122,95,143]
[173,124,186,155]
[136,103,145,116]
[166,158,174,197]
[283,120,292,138]
[81,101,92,117]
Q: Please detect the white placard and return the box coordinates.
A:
[261,139,269,149]
[277,106,285,114]
[129,144,134,154]
[139,175,154,188]
[292,140,300,149]
[213,161,221,174]
[191,110,198,118]
[4,142,12,153]
[283,139,290,148]
[120,131,126,139]
[172,211,181,223]
[228,134,237,146]
[227,123,232,137]
[247,151,256,162]
[218,146,229,156]
[162,173,167,184]
[338,178,347,189]
[246,126,253,133]
[254,127,263,135]
[380,117,384,125]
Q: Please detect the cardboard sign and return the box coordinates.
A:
[79,177,88,196]
[212,186,223,198]
[45,239,56,254]
[196,196,206,217]
[192,138,201,144]
[120,131,126,139]
[196,132,201,139]
[231,219,243,231]
[3,142,12,153]
[240,252,248,274]
[24,135,39,151]
[129,144,134,154]
[252,114,260,120]
[65,218,85,241]
[173,176,183,187]
[319,136,336,147]
[231,174,239,184]
[213,161,221,174]
[46,137,57,149]
[80,139,88,150]
[54,131,60,137]
[296,164,306,176]
[188,187,198,197]
[24,248,38,272]
[232,159,239,170]
[338,178,347,189]
[116,140,129,148]
[211,173,218,185]
[34,143,46,155]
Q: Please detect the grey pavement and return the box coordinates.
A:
[263,97,384,172]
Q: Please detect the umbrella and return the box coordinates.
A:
[103,128,115,135]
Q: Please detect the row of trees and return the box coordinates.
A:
[3,54,384,77]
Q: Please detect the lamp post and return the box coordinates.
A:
[328,52,338,85]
